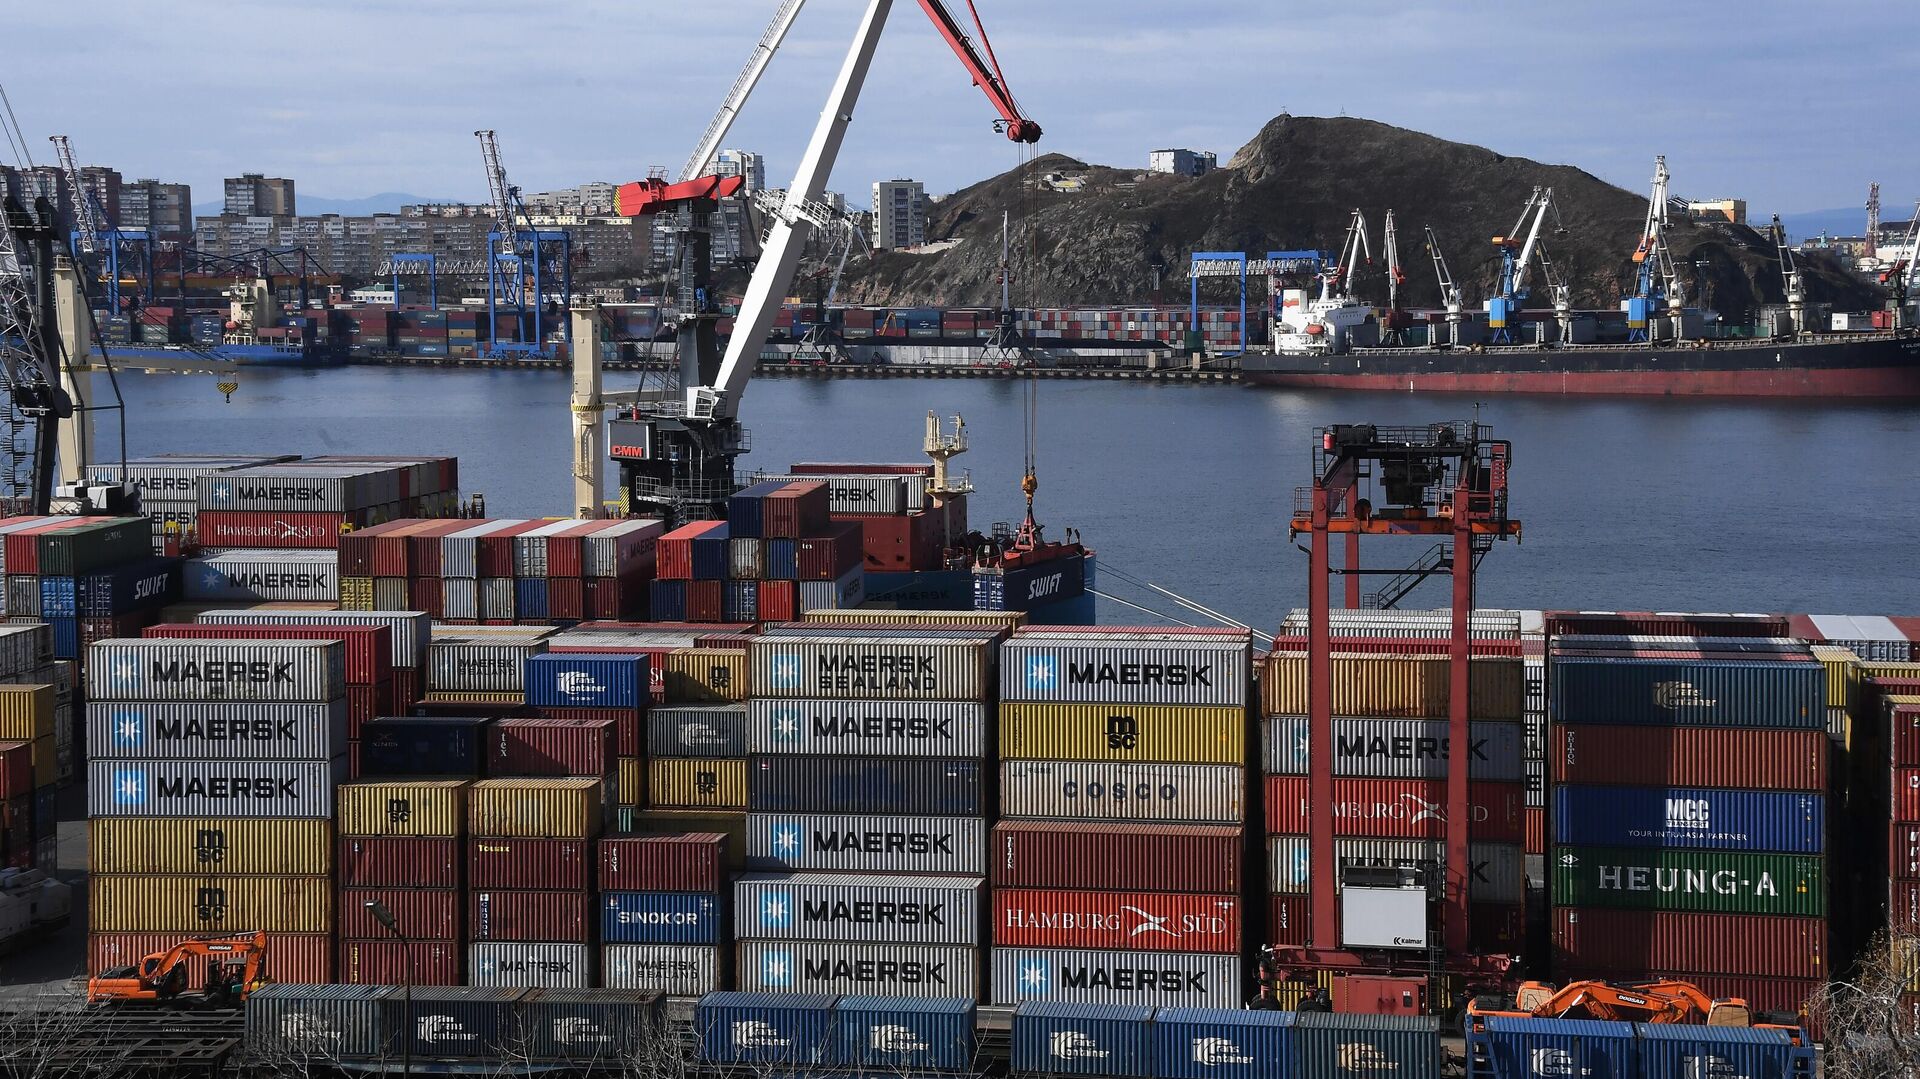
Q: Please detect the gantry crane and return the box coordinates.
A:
[1628,156,1685,342]
[49,135,152,313]
[1877,201,1920,330]
[1424,225,1465,345]
[1488,186,1561,344]
[475,130,570,359]
[1379,210,1411,345]
[0,195,66,513]
[1771,214,1806,337]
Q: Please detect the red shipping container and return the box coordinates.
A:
[468,837,592,891]
[410,576,443,619]
[1267,636,1525,657]
[345,683,386,740]
[338,887,461,940]
[1263,777,1525,843]
[584,575,645,622]
[469,889,592,942]
[1896,703,1920,768]
[90,932,332,983]
[796,521,863,580]
[338,938,463,986]
[394,668,423,709]
[346,738,361,779]
[339,519,415,577]
[409,519,475,578]
[5,519,80,575]
[547,577,585,621]
[757,580,798,622]
[990,821,1244,894]
[337,836,460,888]
[598,833,727,892]
[489,718,615,779]
[1552,907,1827,980]
[853,514,915,571]
[83,612,153,651]
[1268,895,1309,947]
[1892,824,1920,880]
[792,463,933,477]
[1901,769,1920,823]
[1550,725,1827,791]
[687,580,724,622]
[544,521,608,579]
[762,482,831,539]
[1597,972,1821,1034]
[0,741,29,800]
[993,889,1240,954]
[196,510,359,549]
[143,623,392,687]
[533,706,643,758]
[1896,880,1920,931]
[478,521,546,578]
[655,521,725,581]
[1525,806,1544,855]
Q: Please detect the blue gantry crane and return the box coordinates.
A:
[50,134,153,312]
[475,130,571,359]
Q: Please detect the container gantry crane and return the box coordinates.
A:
[1488,186,1560,344]
[1380,210,1411,345]
[475,130,570,359]
[1627,156,1685,342]
[49,135,152,313]
[1424,225,1465,345]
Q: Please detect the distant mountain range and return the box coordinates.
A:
[1775,203,1912,243]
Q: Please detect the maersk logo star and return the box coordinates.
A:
[1024,656,1057,691]
[1020,961,1048,992]
[207,479,232,506]
[112,768,146,805]
[769,707,801,740]
[761,950,794,986]
[113,712,143,745]
[771,823,801,857]
[111,659,141,686]
[760,892,792,928]
[769,655,803,688]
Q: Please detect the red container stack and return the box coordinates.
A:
[335,780,471,987]
[1886,693,1920,945]
[598,832,730,992]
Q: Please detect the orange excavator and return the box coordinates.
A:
[1467,979,1804,1041]
[87,931,268,1007]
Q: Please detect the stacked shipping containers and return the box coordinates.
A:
[337,779,471,985]
[193,609,430,724]
[86,454,295,552]
[599,832,730,993]
[655,481,863,623]
[0,668,59,875]
[466,777,607,988]
[2,516,172,661]
[191,456,460,552]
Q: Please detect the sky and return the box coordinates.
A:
[7,0,1917,216]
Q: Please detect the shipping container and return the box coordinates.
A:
[1262,653,1525,719]
[467,778,604,839]
[1294,1012,1442,1079]
[650,758,748,809]
[88,816,331,876]
[470,889,592,943]
[523,654,648,710]
[994,889,1238,954]
[1263,717,1523,781]
[429,632,548,693]
[695,991,838,1065]
[1010,1001,1154,1078]
[244,984,390,1061]
[1264,777,1525,843]
[602,890,725,945]
[733,872,982,945]
[86,758,346,818]
[182,549,339,603]
[468,837,592,891]
[336,938,465,986]
[336,780,470,838]
[358,716,489,778]
[86,638,345,702]
[602,943,723,995]
[489,718,615,780]
[747,812,986,874]
[89,873,330,932]
[1553,786,1824,853]
[468,942,592,988]
[144,623,390,686]
[836,995,974,1072]
[337,836,460,888]
[0,683,53,742]
[749,636,994,700]
[1266,836,1524,900]
[736,940,978,997]
[194,609,429,671]
[991,947,1241,1006]
[1549,725,1827,791]
[92,930,329,986]
[75,558,181,617]
[1151,1008,1294,1079]
[1549,846,1825,916]
[1001,760,1243,824]
[663,648,747,703]
[338,887,461,940]
[649,705,748,758]
[748,698,986,757]
[84,699,346,762]
[1549,656,1824,728]
[991,820,1244,893]
[750,756,982,816]
[1003,702,1245,765]
[1469,1017,1636,1079]
[382,986,527,1060]
[599,833,727,893]
[517,988,665,1063]
[1550,907,1827,980]
[757,474,914,516]
[1001,637,1248,707]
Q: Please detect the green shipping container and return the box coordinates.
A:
[1550,846,1825,916]
[38,518,151,577]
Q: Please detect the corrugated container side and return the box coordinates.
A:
[1264,777,1525,842]
[1010,1002,1154,1078]
[1262,717,1523,780]
[1152,1009,1294,1079]
[1551,907,1827,979]
[467,837,592,890]
[747,698,987,757]
[735,940,978,998]
[1265,836,1524,900]
[664,648,747,704]
[467,778,603,839]
[1294,1012,1443,1079]
[469,889,593,942]
[85,700,348,762]
[598,833,727,892]
[648,705,748,758]
[990,947,1241,1006]
[994,889,1239,953]
[601,943,722,995]
[468,943,592,988]
[242,984,389,1059]
[602,891,725,945]
[1003,702,1245,764]
[733,873,982,945]
[488,718,615,780]
[337,836,461,888]
[1549,724,1828,791]
[193,609,429,670]
[1549,657,1824,728]
[85,638,346,702]
[1000,760,1243,824]
[88,873,330,932]
[337,938,465,986]
[1262,653,1525,719]
[336,780,470,838]
[338,887,462,940]
[86,759,345,818]
[98,932,333,986]
[836,995,975,1072]
[749,637,994,701]
[748,813,986,874]
[750,756,983,816]
[88,817,331,875]
[991,820,1244,893]
[1553,786,1825,853]
[1001,638,1249,707]
[1471,1018,1636,1079]
[1636,1025,1812,1079]
[1550,846,1826,916]
[142,623,390,686]
[649,758,748,809]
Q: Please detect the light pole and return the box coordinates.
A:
[365,900,412,1078]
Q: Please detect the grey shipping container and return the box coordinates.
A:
[441,578,479,621]
[755,473,913,514]
[648,706,748,759]
[732,872,984,945]
[1000,638,1249,707]
[244,983,391,1061]
[990,947,1241,1006]
[198,465,396,513]
[194,610,430,670]
[747,699,987,757]
[736,940,978,998]
[468,943,592,988]
[1266,836,1525,900]
[1263,717,1524,781]
[7,576,39,617]
[1295,1012,1442,1079]
[0,624,48,676]
[183,549,339,603]
[798,570,866,612]
[86,699,348,761]
[746,813,987,875]
[999,761,1244,824]
[479,578,517,621]
[428,636,549,693]
[86,757,348,818]
[750,756,983,816]
[86,638,346,702]
[600,944,722,995]
[749,636,994,701]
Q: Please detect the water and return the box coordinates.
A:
[104,366,1920,624]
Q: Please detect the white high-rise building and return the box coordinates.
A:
[871,179,927,250]
[715,149,766,195]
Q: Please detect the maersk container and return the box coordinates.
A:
[602,943,722,995]
[747,812,986,874]
[1553,786,1825,853]
[649,705,747,758]
[837,995,974,1072]
[695,990,840,1065]
[144,623,391,686]
[733,872,983,945]
[1263,717,1523,781]
[359,716,489,778]
[1469,1018,1635,1079]
[89,816,331,876]
[750,756,983,816]
[518,988,665,1063]
[1266,836,1524,900]
[991,821,1244,893]
[994,947,1241,1006]
[85,699,347,761]
[1011,1001,1154,1078]
[468,942,592,989]
[1151,1007,1295,1079]
[182,549,338,603]
[86,638,346,702]
[797,567,865,611]
[1635,1022,1812,1079]
[737,940,979,997]
[999,760,1244,824]
[995,889,1239,954]
[747,698,987,757]
[749,636,994,701]
[429,634,549,693]
[1550,846,1826,916]
[1000,637,1248,707]
[757,473,912,515]
[602,891,724,945]
[85,758,346,818]
[244,984,392,1061]
[382,986,527,1060]
[1295,1012,1441,1079]
[194,609,429,671]
[1550,725,1828,792]
[1548,656,1824,728]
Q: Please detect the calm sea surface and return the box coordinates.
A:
[106,366,1920,623]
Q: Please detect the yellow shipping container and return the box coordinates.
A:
[422,691,526,706]
[469,777,604,838]
[88,873,331,933]
[1260,654,1525,720]
[1810,645,1862,710]
[31,735,55,786]
[90,817,333,876]
[337,780,470,838]
[803,609,1026,631]
[998,702,1246,764]
[648,758,748,809]
[666,648,747,704]
[617,757,645,807]
[1865,661,1920,680]
[621,808,749,868]
[340,576,375,610]
[0,684,53,741]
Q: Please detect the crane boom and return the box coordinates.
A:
[48,135,99,255]
[1425,224,1461,309]
[1510,188,1553,299]
[1382,210,1404,311]
[914,0,1041,142]
[475,130,521,260]
[681,0,811,183]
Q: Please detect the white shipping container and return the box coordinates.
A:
[428,635,549,693]
[583,519,665,578]
[1262,718,1524,781]
[86,639,346,702]
[746,813,986,875]
[479,578,516,622]
[999,638,1249,707]
[372,578,408,611]
[197,466,392,513]
[440,578,478,621]
[746,699,986,757]
[732,873,983,945]
[797,569,865,612]
[512,520,579,578]
[438,520,530,580]
[1265,836,1525,900]
[86,699,347,761]
[755,473,914,515]
[728,539,764,581]
[989,947,1240,1006]
[749,637,994,701]
[194,609,430,670]
[468,943,592,988]
[1279,608,1522,640]
[736,940,978,998]
[86,758,347,818]
[998,760,1244,824]
[600,944,721,995]
[183,550,338,603]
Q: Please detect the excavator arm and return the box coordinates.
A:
[88,931,268,1006]
[1469,979,1754,1027]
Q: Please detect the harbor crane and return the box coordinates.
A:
[1770,214,1807,337]
[49,135,152,312]
[1379,210,1411,345]
[1424,225,1465,345]
[1866,181,1881,260]
[1488,186,1562,344]
[475,130,570,359]
[1628,156,1685,342]
[1876,201,1920,330]
[1320,209,1371,303]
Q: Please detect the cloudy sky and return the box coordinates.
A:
[8,0,1915,215]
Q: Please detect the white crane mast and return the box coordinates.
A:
[48,135,99,255]
[1509,187,1554,299]
[681,0,810,183]
[1382,210,1402,311]
[1321,208,1370,302]
[474,130,520,260]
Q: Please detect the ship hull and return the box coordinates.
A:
[96,344,345,368]
[1241,333,1920,397]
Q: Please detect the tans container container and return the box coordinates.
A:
[749,756,983,816]
[1551,907,1828,980]
[1548,656,1824,729]
[1265,836,1525,900]
[429,633,549,693]
[194,609,429,671]
[732,872,983,945]
[1264,777,1525,843]
[1262,653,1525,719]
[468,777,604,839]
[1262,717,1523,781]
[183,549,339,603]
[469,942,592,988]
[1000,638,1249,707]
[993,889,1240,954]
[649,758,749,809]
[601,943,721,994]
[649,706,748,758]
[1550,846,1826,916]
[747,698,987,757]
[1550,725,1828,791]
[336,780,470,837]
[86,638,345,702]
[991,821,1245,893]
[749,636,995,701]
[85,699,348,761]
[1000,761,1244,824]
[747,813,986,874]
[88,817,331,875]
[1001,703,1244,765]
[990,947,1241,1006]
[89,873,330,932]
[86,758,346,818]
[736,940,979,998]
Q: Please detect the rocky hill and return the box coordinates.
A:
[826,115,1878,317]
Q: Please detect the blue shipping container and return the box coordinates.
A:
[865,570,971,611]
[518,989,663,1062]
[601,891,723,945]
[695,992,839,1066]
[77,557,181,616]
[836,996,975,1072]
[1469,1018,1636,1079]
[1553,786,1825,854]
[1548,658,1824,729]
[748,757,984,816]
[1152,1008,1294,1079]
[765,539,799,581]
[985,554,1087,613]
[650,580,688,622]
[49,616,78,660]
[515,577,550,621]
[358,717,490,778]
[1295,1013,1441,1079]
[691,525,732,581]
[727,481,789,540]
[38,577,75,618]
[725,581,759,623]
[1012,1002,1154,1079]
[1634,1024,1812,1079]
[524,654,649,710]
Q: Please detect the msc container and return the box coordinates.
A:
[1549,846,1825,916]
[747,698,986,757]
[1152,1008,1295,1079]
[86,638,345,702]
[1294,1012,1441,1079]
[1266,836,1524,900]
[337,836,461,888]
[1551,907,1828,980]
[649,758,748,809]
[695,990,839,1065]
[995,889,1239,954]
[88,873,330,932]
[750,756,983,816]
[1263,717,1523,781]
[358,716,489,778]
[92,930,331,983]
[143,623,390,686]
[662,648,747,703]
[382,986,527,1060]
[736,940,979,997]
[1002,702,1244,765]
[182,549,338,603]
[429,633,548,693]
[1470,1018,1636,1079]
[733,872,983,945]
[517,987,666,1063]
[470,889,592,943]
[85,699,347,761]
[194,609,429,671]
[836,995,974,1072]
[992,947,1241,1006]
[468,942,592,988]
[1552,786,1825,853]
[1000,761,1243,824]
[1001,637,1249,707]
[1634,1023,1812,1079]
[336,780,470,838]
[244,983,391,1061]
[649,705,748,758]
[599,833,727,893]
[523,653,648,710]
[1263,777,1525,843]
[749,636,994,700]
[1011,1001,1154,1078]
[1549,656,1824,728]
[1262,653,1525,719]
[602,891,725,945]
[747,812,986,874]
[467,778,603,839]
[468,837,592,891]
[602,943,722,995]
[991,821,1245,893]
[88,817,331,876]
[85,758,346,818]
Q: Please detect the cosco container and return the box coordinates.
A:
[1263,717,1523,781]
[336,780,470,838]
[85,699,347,761]
[1152,1008,1295,1079]
[995,889,1239,954]
[89,817,331,876]
[992,821,1244,893]
[1553,786,1825,853]
[748,813,986,874]
[182,549,338,603]
[599,833,727,893]
[86,758,346,818]
[1001,637,1248,707]
[89,873,330,932]
[649,758,748,809]
[1549,656,1824,728]
[748,698,986,757]
[1469,1018,1635,1079]
[1551,907,1828,980]
[749,756,982,816]
[749,636,995,700]
[602,943,722,995]
[695,991,839,1065]
[1550,725,1828,791]
[837,995,974,1072]
[1264,777,1525,843]
[194,609,429,671]
[517,988,665,1063]
[736,940,979,997]
[1002,702,1244,764]
[382,986,527,1060]
[1635,1022,1812,1079]
[733,872,982,945]
[524,653,647,710]
[991,947,1241,1006]
[1550,846,1826,916]
[86,638,346,702]
[468,943,592,988]
[1266,836,1524,900]
[245,984,391,1061]
[602,891,724,945]
[1000,761,1243,824]
[1295,1012,1441,1079]
[1011,1001,1154,1078]
[649,705,747,758]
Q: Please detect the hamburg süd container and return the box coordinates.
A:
[747,698,987,757]
[1000,760,1244,824]
[1010,1001,1153,1078]
[1549,725,1828,791]
[1548,656,1824,729]
[748,756,982,816]
[86,638,346,702]
[990,821,1244,893]
[601,891,725,945]
[733,872,983,945]
[1001,637,1249,707]
[747,813,986,874]
[994,889,1239,954]
[86,758,347,818]
[88,817,331,876]
[601,943,721,995]
[735,940,979,997]
[990,947,1241,1006]
[1552,786,1825,853]
[749,636,995,701]
[1002,702,1244,765]
[1263,716,1523,781]
[85,699,347,761]
[467,943,592,989]
[1549,846,1826,916]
